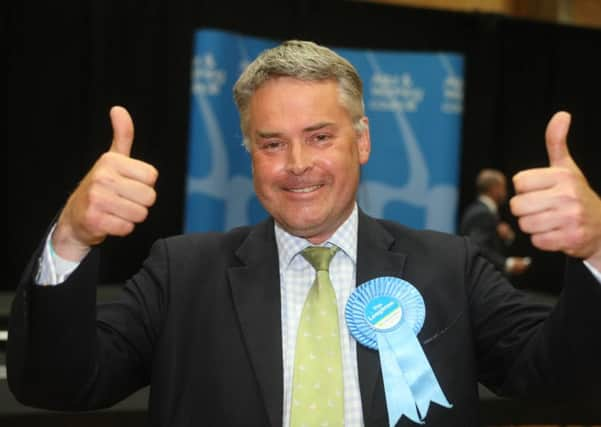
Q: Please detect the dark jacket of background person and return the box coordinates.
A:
[460,198,508,272]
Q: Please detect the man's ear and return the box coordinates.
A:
[357,117,371,165]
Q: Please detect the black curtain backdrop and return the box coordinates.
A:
[7,0,601,293]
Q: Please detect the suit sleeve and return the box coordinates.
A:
[466,242,601,399]
[7,238,170,410]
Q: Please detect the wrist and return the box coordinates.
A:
[52,221,92,262]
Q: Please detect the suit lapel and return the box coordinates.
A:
[356,211,407,425]
[228,219,283,427]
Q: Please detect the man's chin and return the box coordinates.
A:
[276,219,331,243]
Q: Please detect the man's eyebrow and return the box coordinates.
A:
[303,122,335,132]
[256,130,283,139]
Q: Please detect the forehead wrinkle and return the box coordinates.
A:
[256,122,337,139]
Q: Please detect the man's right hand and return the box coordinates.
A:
[496,221,516,244]
[52,106,158,261]
[507,256,531,275]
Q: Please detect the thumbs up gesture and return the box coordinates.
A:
[510,111,601,270]
[52,106,159,261]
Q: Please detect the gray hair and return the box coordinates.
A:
[233,40,366,150]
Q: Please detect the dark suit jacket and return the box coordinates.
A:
[7,211,601,426]
[459,200,507,272]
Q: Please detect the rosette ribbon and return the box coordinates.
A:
[346,277,452,425]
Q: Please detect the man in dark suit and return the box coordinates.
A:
[460,169,531,275]
[8,40,601,426]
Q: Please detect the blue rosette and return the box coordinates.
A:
[345,277,452,425]
[346,276,425,349]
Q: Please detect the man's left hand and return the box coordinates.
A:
[510,111,601,270]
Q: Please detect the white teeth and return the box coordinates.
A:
[289,185,321,193]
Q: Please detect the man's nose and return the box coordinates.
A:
[286,142,312,175]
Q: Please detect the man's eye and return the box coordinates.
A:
[311,133,332,143]
[260,140,284,151]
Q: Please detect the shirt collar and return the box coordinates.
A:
[274,203,358,269]
[478,194,498,214]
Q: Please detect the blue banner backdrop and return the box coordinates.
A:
[184,29,464,234]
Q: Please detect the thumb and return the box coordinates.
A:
[545,111,577,170]
[109,105,135,156]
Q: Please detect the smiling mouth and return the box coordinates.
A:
[287,184,323,193]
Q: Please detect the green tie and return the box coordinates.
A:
[290,246,344,427]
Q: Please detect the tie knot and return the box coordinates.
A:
[301,246,338,272]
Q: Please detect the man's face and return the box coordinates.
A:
[492,178,508,206]
[248,77,370,244]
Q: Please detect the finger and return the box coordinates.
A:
[113,157,159,186]
[517,210,565,235]
[513,169,554,194]
[113,177,157,207]
[107,197,150,225]
[545,111,578,171]
[512,167,575,194]
[530,230,566,253]
[88,186,151,226]
[109,105,135,156]
[510,187,558,216]
[97,214,136,238]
